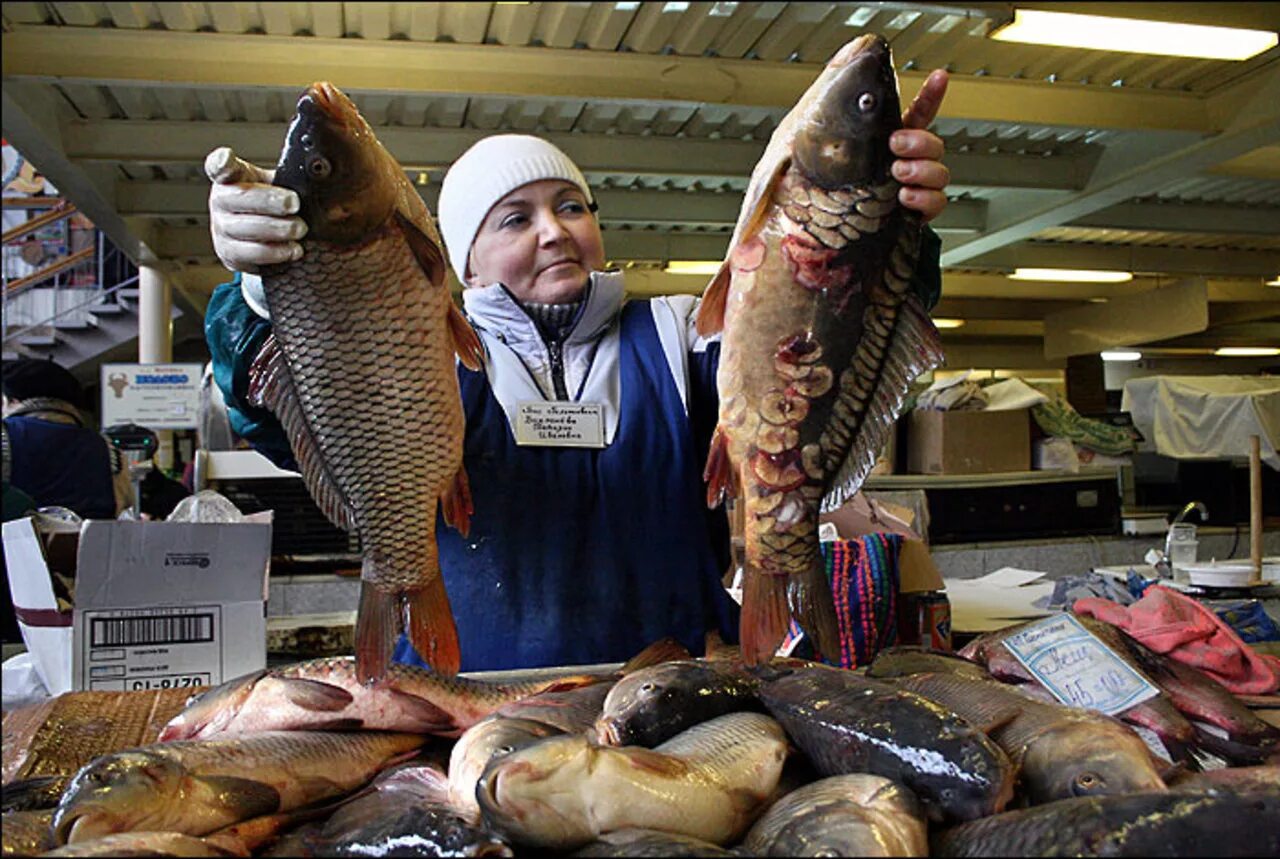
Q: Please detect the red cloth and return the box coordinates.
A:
[1074,585,1280,695]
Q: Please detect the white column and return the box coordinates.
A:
[138,265,175,470]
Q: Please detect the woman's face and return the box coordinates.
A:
[465,179,605,304]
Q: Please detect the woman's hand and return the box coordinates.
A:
[891,69,951,222]
[205,147,306,273]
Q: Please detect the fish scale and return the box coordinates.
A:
[654,713,788,781]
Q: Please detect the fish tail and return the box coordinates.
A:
[703,427,733,509]
[740,566,791,666]
[404,575,461,677]
[356,581,400,684]
[788,555,841,663]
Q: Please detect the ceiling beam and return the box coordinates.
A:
[942,66,1280,266]
[966,241,1280,279]
[74,119,1088,191]
[1,24,1217,132]
[1069,201,1280,236]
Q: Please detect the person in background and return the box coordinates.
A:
[202,72,953,671]
[2,357,132,520]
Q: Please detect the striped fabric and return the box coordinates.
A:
[781,534,903,668]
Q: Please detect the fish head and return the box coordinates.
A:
[157,669,266,741]
[52,751,187,844]
[595,661,701,747]
[1022,721,1167,804]
[474,735,597,847]
[767,806,909,857]
[792,35,901,191]
[273,81,400,244]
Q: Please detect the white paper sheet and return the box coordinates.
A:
[945,567,1057,633]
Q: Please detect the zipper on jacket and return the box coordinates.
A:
[547,340,569,400]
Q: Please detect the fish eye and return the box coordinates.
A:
[857,92,877,112]
[640,683,657,694]
[1073,772,1103,794]
[307,155,332,178]
[496,744,514,756]
[300,134,313,148]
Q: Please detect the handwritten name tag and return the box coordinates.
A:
[1000,614,1160,716]
[515,402,605,448]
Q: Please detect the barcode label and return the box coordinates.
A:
[91,613,215,646]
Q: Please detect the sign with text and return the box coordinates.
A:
[100,363,202,430]
[515,402,605,448]
[1000,613,1160,716]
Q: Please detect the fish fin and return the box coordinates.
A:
[624,748,690,778]
[741,567,791,667]
[447,302,485,371]
[820,279,945,514]
[440,464,474,537]
[694,262,731,337]
[380,689,456,733]
[278,677,354,712]
[702,427,734,509]
[356,580,401,685]
[191,775,281,820]
[974,708,1021,736]
[393,209,448,287]
[404,576,462,678]
[616,638,692,676]
[787,556,841,665]
[248,334,357,533]
[737,156,791,245]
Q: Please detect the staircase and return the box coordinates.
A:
[2,196,177,374]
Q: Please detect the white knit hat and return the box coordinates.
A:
[438,134,594,284]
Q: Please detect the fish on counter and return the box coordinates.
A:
[740,774,928,857]
[1167,764,1280,793]
[208,80,486,682]
[595,659,762,747]
[891,671,1167,805]
[447,716,565,823]
[571,829,735,857]
[492,680,616,734]
[931,789,1280,857]
[2,809,55,856]
[51,731,424,844]
[696,33,944,664]
[476,712,789,849]
[754,662,1014,822]
[1,774,70,813]
[39,831,238,857]
[865,646,994,681]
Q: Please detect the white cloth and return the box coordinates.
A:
[1121,376,1280,470]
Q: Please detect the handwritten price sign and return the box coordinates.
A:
[1000,614,1160,716]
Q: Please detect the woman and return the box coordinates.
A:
[203,72,952,671]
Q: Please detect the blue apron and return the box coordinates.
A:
[395,300,738,671]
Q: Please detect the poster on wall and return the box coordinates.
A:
[100,363,203,430]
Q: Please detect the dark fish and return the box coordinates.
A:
[572,829,734,857]
[493,681,615,734]
[238,80,486,681]
[865,646,992,681]
[1,774,70,813]
[595,660,761,747]
[741,774,928,856]
[1168,764,1280,793]
[697,34,943,664]
[893,671,1166,805]
[753,662,1015,822]
[932,789,1280,857]
[52,731,423,844]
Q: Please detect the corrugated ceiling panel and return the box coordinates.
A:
[705,2,786,59]
[534,2,595,49]
[1035,226,1280,251]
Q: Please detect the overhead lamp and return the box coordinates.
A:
[1007,268,1133,283]
[989,9,1279,61]
[1214,347,1280,357]
[1266,275,1280,287]
[665,260,723,276]
[1101,350,1142,362]
[932,318,965,329]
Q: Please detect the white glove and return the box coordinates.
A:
[205,146,307,275]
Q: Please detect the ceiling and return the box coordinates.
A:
[3,1,1277,371]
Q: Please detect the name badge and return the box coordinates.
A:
[1000,614,1160,716]
[515,402,606,448]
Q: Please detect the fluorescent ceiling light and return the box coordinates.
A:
[1008,268,1133,283]
[1266,275,1280,287]
[1214,347,1280,357]
[1101,350,1142,362]
[990,9,1278,61]
[932,318,965,329]
[665,260,723,276]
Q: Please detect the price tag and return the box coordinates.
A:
[515,402,605,448]
[1000,614,1160,716]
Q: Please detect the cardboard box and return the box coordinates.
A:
[3,516,271,696]
[906,409,1031,475]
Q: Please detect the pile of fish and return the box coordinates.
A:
[5,612,1278,857]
